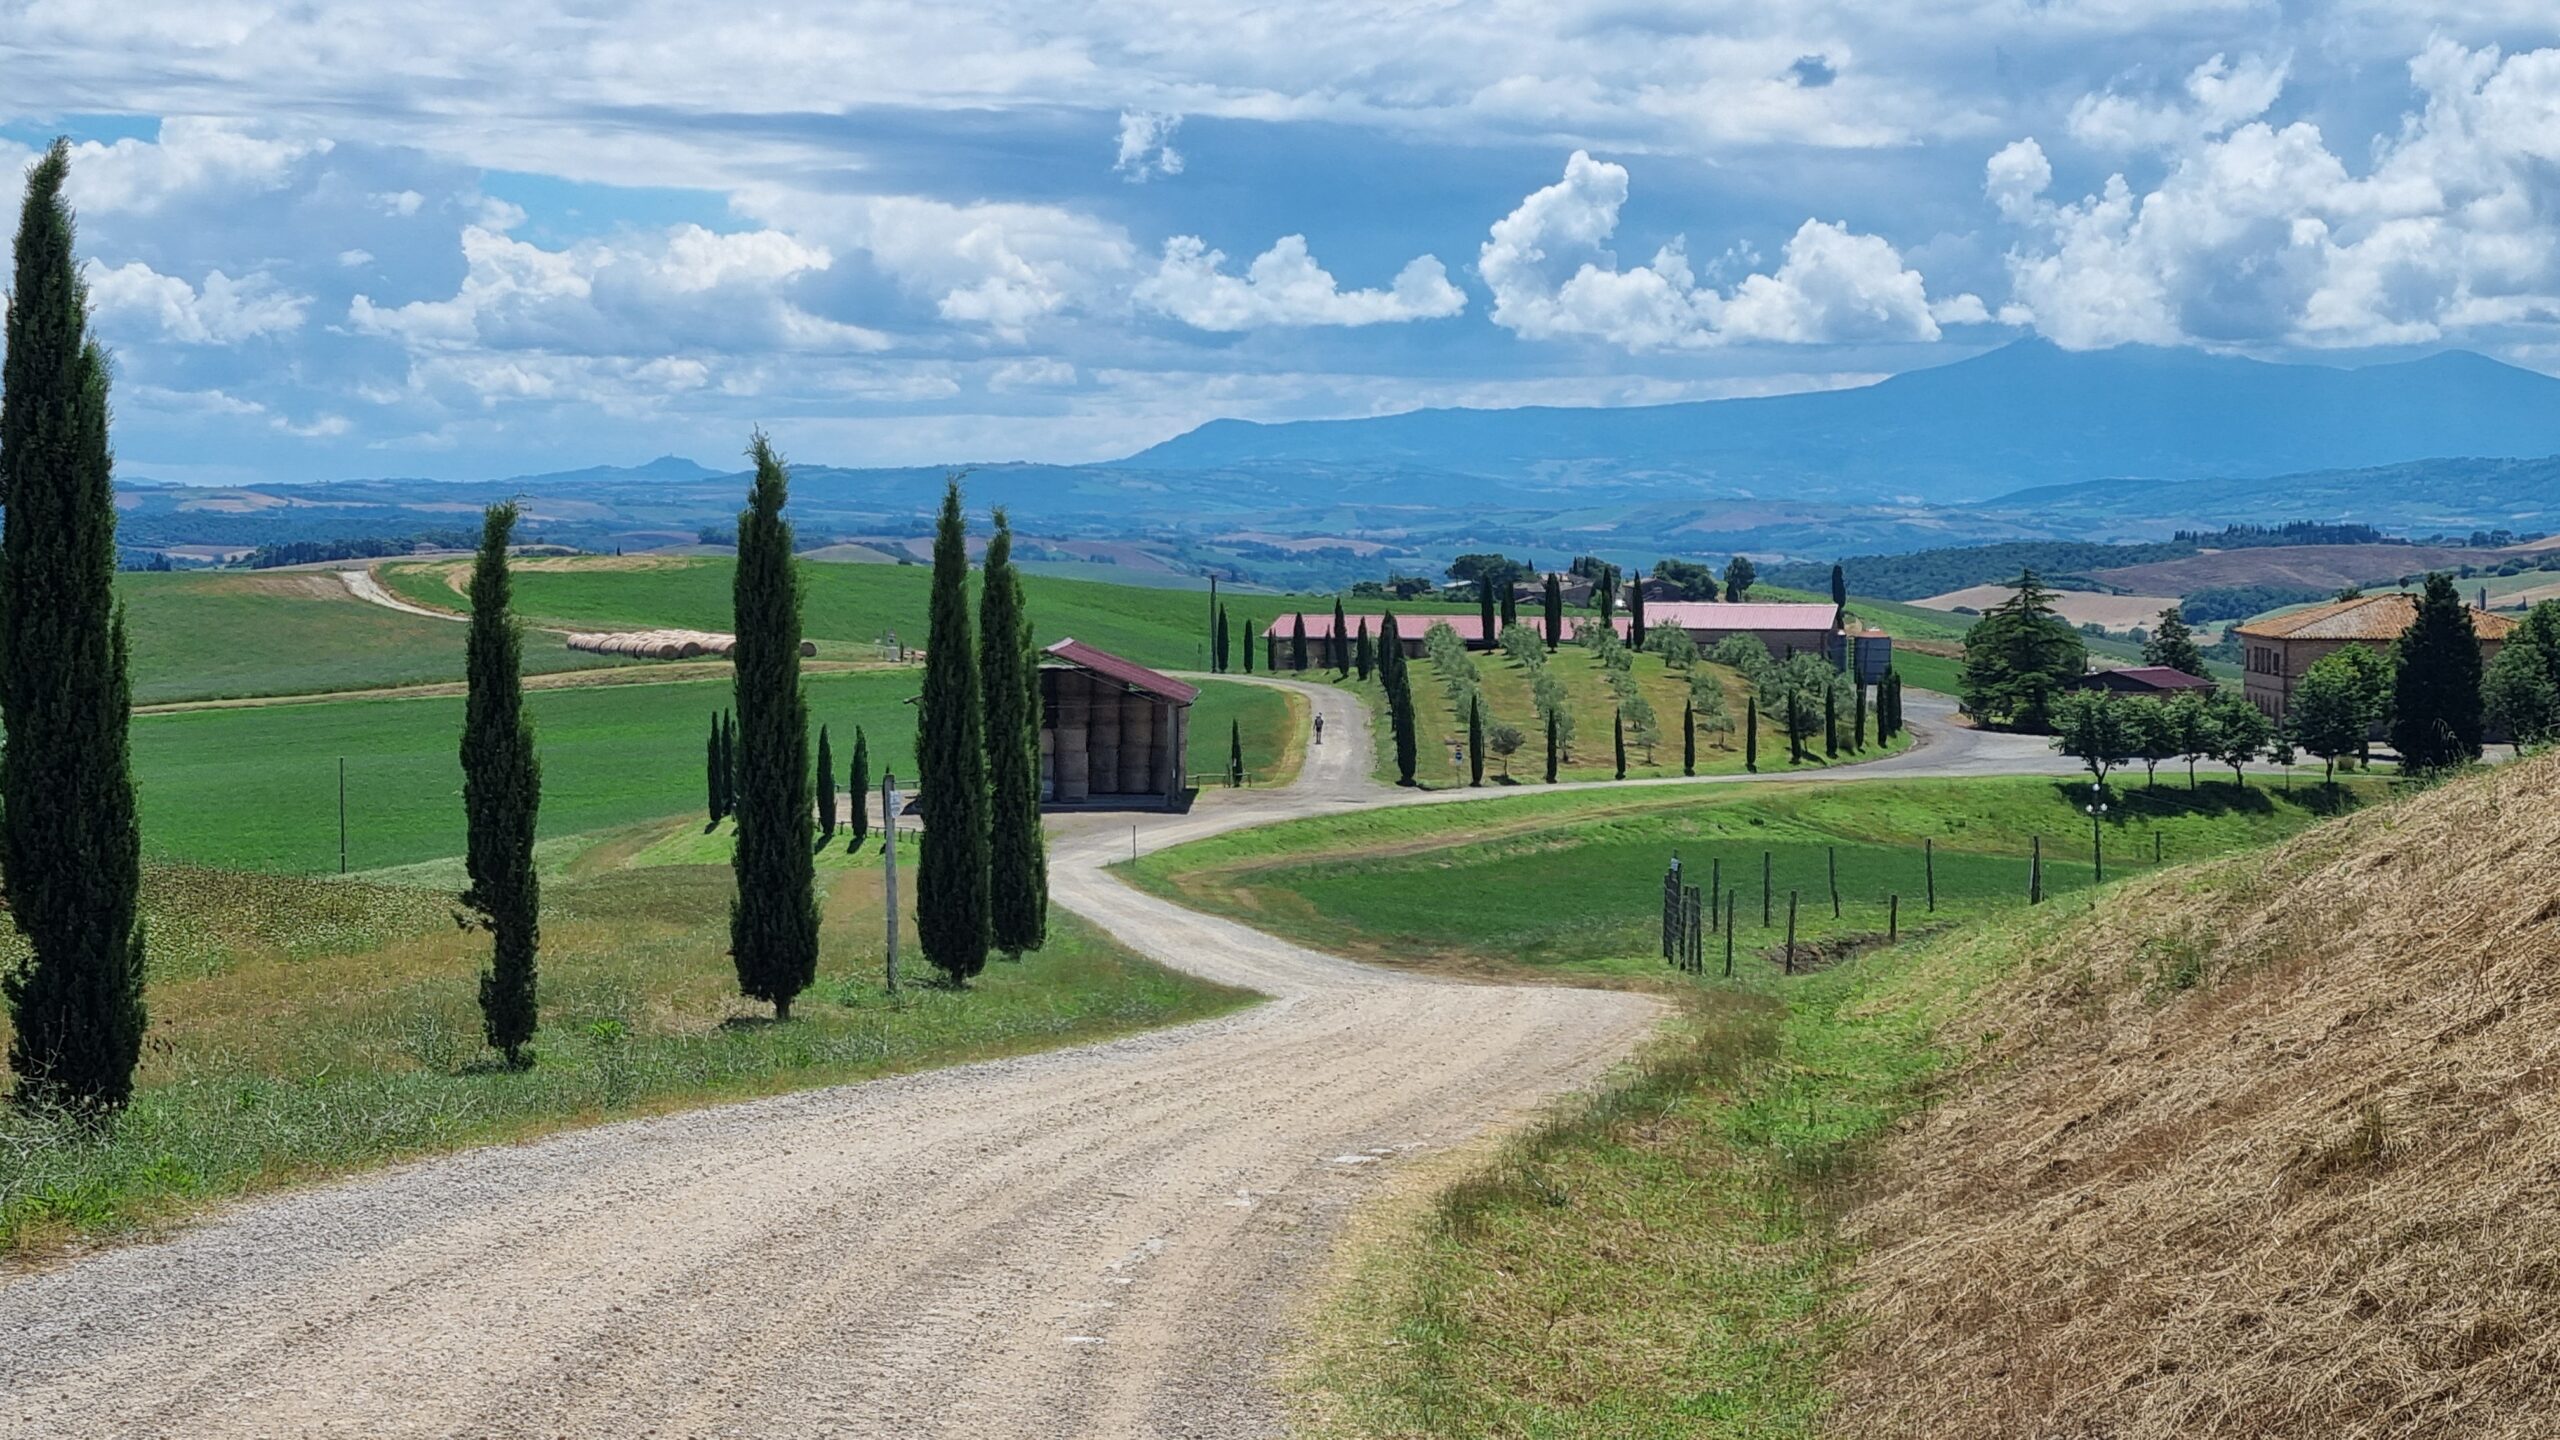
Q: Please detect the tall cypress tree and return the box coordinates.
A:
[1545,708,1560,783]
[707,711,725,825]
[1500,581,1518,631]
[1469,695,1485,787]
[1291,613,1309,671]
[1745,697,1759,772]
[721,711,738,817]
[1215,605,1231,674]
[847,726,871,852]
[2,141,145,1112]
[1380,610,1418,785]
[1243,623,1254,673]
[1229,720,1245,786]
[1830,562,1849,633]
[1683,702,1696,776]
[2391,571,2487,769]
[728,435,819,1019]
[816,724,838,844]
[1824,685,1838,757]
[917,480,991,983]
[1630,577,1647,649]
[1543,573,1563,652]
[461,502,541,1069]
[1331,596,1350,675]
[1354,622,1374,682]
[981,509,1047,961]
[1477,575,1496,648]
[1614,707,1627,780]
[1854,684,1867,751]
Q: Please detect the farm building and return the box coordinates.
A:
[1038,638,1195,810]
[2234,593,2513,722]
[1644,602,1841,660]
[2065,665,2219,698]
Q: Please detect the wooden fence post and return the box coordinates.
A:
[2031,834,2043,905]
[1763,851,1773,928]
[1785,891,1799,973]
[1828,845,1840,918]
[1723,890,1736,977]
[1709,857,1722,932]
[1889,892,1899,943]
[1925,836,1936,913]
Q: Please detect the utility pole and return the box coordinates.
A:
[882,769,901,994]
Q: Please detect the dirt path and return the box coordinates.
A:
[0,676,1661,1440]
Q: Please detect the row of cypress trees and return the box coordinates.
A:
[916,481,1049,986]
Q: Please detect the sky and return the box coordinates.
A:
[8,2,2560,484]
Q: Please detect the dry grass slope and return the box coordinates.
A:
[1831,754,2560,1439]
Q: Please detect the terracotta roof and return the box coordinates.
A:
[1641,601,1841,631]
[2233,592,2517,642]
[1041,638,1199,706]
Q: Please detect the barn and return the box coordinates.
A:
[1038,638,1196,810]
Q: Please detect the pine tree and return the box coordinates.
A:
[2391,571,2486,770]
[1229,720,1245,786]
[461,501,540,1068]
[1477,575,1496,647]
[1354,622,1374,682]
[1380,611,1418,785]
[1332,596,1350,675]
[1291,612,1309,671]
[2,141,146,1112]
[847,727,871,851]
[1544,574,1563,652]
[1545,708,1559,783]
[2142,606,2208,677]
[918,480,991,983]
[1469,695,1485,787]
[1614,707,1627,780]
[1746,697,1759,772]
[728,435,818,1019]
[1683,701,1696,775]
[981,509,1047,961]
[816,724,838,844]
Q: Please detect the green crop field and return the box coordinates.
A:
[1131,775,2366,979]
[133,672,1291,873]
[120,570,625,704]
[375,555,1427,675]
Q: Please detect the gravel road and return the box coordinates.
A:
[0,678,1663,1440]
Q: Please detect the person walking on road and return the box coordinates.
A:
[1313,713,1325,745]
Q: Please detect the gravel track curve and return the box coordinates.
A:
[1,678,1664,1440]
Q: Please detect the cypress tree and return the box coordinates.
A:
[2391,571,2487,769]
[1746,697,1759,772]
[722,711,739,817]
[981,508,1047,961]
[1501,582,1518,631]
[1830,562,1849,632]
[1789,692,1807,764]
[1683,702,1696,776]
[1614,707,1627,779]
[1291,612,1309,671]
[1229,720,1245,786]
[917,480,991,984]
[1853,683,1867,751]
[461,501,540,1069]
[1354,622,1374,682]
[847,727,870,851]
[1243,623,1254,673]
[2,141,146,1112]
[1824,685,1838,758]
[1331,596,1350,675]
[1597,565,1617,622]
[1544,574,1563,652]
[816,724,837,844]
[1380,610,1418,785]
[729,435,818,1019]
[1477,575,1496,647]
[1469,695,1485,787]
[1215,605,1231,674]
[1630,578,1646,649]
[1545,709,1559,782]
[707,711,725,825]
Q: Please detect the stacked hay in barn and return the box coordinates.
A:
[562,630,816,660]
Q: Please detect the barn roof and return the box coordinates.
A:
[2071,665,2219,693]
[2233,592,2517,642]
[1641,601,1841,630]
[1042,638,1199,706]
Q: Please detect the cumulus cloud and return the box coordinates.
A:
[350,220,887,359]
[55,118,328,215]
[1992,40,2560,350]
[85,261,310,344]
[1135,234,1464,330]
[1480,150,1974,349]
[1113,111,1184,181]
[2066,53,2288,152]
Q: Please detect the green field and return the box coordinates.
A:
[1131,776,2365,979]
[120,570,626,704]
[134,673,1292,873]
[0,832,1253,1253]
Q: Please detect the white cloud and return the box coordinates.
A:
[1113,111,1184,180]
[1480,150,1964,349]
[1136,234,1465,330]
[350,221,887,358]
[1992,40,2560,350]
[987,357,1079,391]
[373,189,426,216]
[84,260,310,344]
[54,118,328,216]
[2066,53,2289,152]
[339,248,375,267]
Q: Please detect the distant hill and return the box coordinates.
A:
[1125,342,2560,504]
[1983,453,2560,535]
